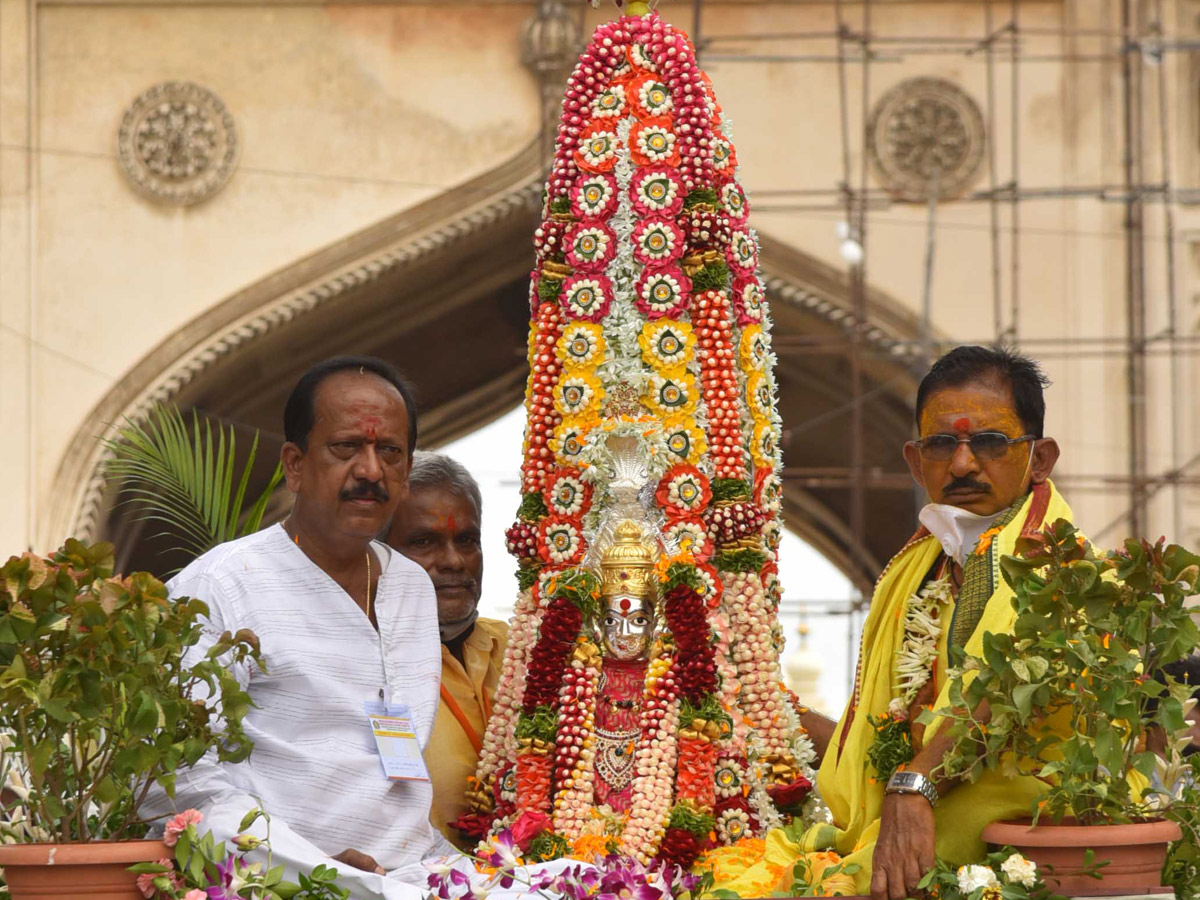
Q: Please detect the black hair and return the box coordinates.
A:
[1158,656,1200,702]
[914,345,1051,438]
[283,355,418,452]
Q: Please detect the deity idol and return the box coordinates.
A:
[592,521,659,811]
[454,3,827,868]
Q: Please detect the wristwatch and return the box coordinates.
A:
[884,770,939,808]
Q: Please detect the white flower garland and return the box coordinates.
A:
[890,573,953,713]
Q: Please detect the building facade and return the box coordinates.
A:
[2,0,1198,586]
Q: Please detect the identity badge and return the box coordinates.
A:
[363,701,431,782]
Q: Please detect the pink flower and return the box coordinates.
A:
[136,859,179,898]
[163,808,203,847]
[185,891,207,900]
[511,810,550,850]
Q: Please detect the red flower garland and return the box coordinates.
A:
[521,301,565,493]
[692,290,745,480]
[658,827,706,870]
[523,597,583,713]
[664,584,718,701]
[675,738,717,810]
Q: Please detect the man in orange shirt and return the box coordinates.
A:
[387,452,508,849]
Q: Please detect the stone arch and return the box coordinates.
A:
[50,142,926,588]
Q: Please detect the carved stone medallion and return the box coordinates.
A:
[117,82,238,206]
[866,77,985,202]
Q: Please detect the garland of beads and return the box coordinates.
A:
[724,571,790,755]
[692,289,746,480]
[550,642,601,839]
[618,646,680,863]
[477,586,545,778]
[522,302,565,494]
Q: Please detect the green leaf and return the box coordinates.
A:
[102,405,283,572]
[1012,682,1042,720]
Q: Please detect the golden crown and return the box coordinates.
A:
[599,520,658,600]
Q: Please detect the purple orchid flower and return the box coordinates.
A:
[205,858,248,900]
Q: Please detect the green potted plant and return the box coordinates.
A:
[927,519,1200,891]
[0,538,261,900]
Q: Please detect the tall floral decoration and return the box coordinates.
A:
[458,5,824,865]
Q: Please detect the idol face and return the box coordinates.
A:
[903,378,1059,517]
[600,595,657,661]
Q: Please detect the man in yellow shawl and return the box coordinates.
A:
[796,346,1069,898]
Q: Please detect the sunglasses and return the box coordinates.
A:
[914,432,1036,461]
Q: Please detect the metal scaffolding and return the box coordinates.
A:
[684,0,1198,692]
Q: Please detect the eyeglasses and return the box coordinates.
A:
[914,432,1036,461]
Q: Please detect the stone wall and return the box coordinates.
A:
[2,0,1198,560]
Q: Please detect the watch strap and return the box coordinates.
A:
[884,770,939,807]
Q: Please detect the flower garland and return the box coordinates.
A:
[865,573,953,783]
[551,638,601,838]
[618,643,680,864]
[467,7,823,864]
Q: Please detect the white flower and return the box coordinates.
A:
[1000,853,1039,888]
[957,864,999,893]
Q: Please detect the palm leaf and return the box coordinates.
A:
[102,405,284,568]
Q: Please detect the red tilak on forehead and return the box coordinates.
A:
[357,415,381,441]
[620,598,631,613]
[953,417,971,433]
[446,515,457,532]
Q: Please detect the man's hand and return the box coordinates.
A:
[870,793,935,900]
[333,848,386,875]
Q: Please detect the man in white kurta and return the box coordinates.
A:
[142,357,458,900]
[159,524,457,891]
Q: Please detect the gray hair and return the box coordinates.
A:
[408,451,482,514]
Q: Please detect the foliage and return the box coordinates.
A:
[661,561,703,594]
[548,568,601,621]
[518,492,549,522]
[691,261,731,293]
[516,706,559,744]
[863,714,914,785]
[713,548,769,574]
[103,405,283,569]
[709,479,751,503]
[916,847,1079,900]
[785,854,861,897]
[679,695,732,734]
[0,540,261,843]
[684,188,720,210]
[516,564,540,592]
[133,808,349,899]
[1158,753,1200,899]
[667,802,715,836]
[928,519,1200,824]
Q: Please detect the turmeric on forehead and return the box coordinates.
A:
[919,385,1024,437]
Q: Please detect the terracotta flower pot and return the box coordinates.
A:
[0,839,170,900]
[982,818,1181,892]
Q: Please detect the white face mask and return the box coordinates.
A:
[918,443,1035,566]
[918,504,1006,567]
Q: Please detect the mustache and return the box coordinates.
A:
[340,480,389,503]
[944,477,991,494]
